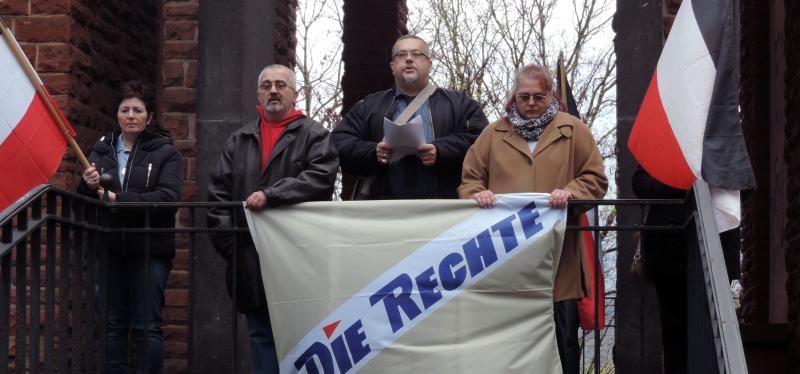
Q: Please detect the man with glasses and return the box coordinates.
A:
[332,35,488,199]
[207,64,339,374]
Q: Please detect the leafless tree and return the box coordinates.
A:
[408,0,616,160]
[295,0,344,131]
[296,0,346,200]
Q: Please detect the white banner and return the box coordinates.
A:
[245,193,566,373]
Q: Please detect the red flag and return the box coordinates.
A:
[627,0,754,231]
[0,22,75,211]
[577,213,605,330]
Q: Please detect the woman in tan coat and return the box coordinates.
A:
[459,64,607,374]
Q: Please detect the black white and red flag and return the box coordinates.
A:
[627,0,754,231]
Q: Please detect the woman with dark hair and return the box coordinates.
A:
[78,80,183,374]
[459,64,607,374]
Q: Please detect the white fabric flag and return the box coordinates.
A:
[245,193,566,373]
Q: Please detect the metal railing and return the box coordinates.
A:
[563,179,746,374]
[568,196,690,373]
[0,185,247,373]
[0,182,746,373]
[1,185,109,373]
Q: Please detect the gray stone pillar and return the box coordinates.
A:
[613,0,665,372]
[783,1,800,371]
[192,1,276,372]
[341,0,407,113]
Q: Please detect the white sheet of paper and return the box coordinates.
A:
[383,115,425,162]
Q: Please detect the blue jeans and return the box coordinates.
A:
[245,305,279,374]
[106,254,172,374]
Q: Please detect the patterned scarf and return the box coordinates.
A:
[507,98,559,141]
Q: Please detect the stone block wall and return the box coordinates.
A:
[739,0,772,325]
[340,0,407,113]
[159,2,198,371]
[784,1,800,371]
[274,0,297,68]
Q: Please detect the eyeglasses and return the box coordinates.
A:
[516,93,549,104]
[259,80,294,91]
[393,50,429,61]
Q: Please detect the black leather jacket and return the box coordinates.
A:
[207,116,339,311]
[332,87,488,199]
[77,127,183,258]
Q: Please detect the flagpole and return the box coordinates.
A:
[558,51,568,105]
[0,17,90,170]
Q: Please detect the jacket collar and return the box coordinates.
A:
[96,128,172,154]
[392,84,439,98]
[242,116,306,136]
[495,112,575,160]
[243,116,308,175]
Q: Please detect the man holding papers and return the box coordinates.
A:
[332,35,488,199]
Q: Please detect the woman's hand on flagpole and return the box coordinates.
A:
[82,163,100,190]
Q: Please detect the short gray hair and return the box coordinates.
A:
[504,64,555,112]
[257,64,296,89]
[391,34,431,59]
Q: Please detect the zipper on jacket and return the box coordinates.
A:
[107,134,125,254]
[146,163,152,187]
[427,105,436,140]
[383,96,397,121]
[120,137,142,257]
[109,134,118,180]
[123,140,140,192]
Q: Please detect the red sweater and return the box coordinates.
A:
[257,105,305,174]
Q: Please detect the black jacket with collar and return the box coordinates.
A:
[207,116,339,311]
[77,127,183,258]
[332,87,488,199]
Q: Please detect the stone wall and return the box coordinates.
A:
[612,0,665,369]
[274,0,297,68]
[340,0,407,113]
[159,1,198,371]
[739,0,772,325]
[783,1,800,371]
